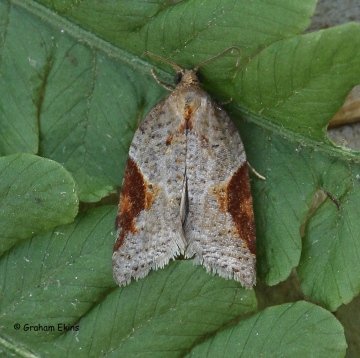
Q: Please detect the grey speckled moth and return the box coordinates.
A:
[113,48,256,288]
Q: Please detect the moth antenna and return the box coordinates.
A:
[150,69,174,91]
[233,46,267,78]
[218,98,233,106]
[193,46,242,71]
[143,51,183,72]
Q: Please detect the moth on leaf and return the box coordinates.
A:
[113,48,256,288]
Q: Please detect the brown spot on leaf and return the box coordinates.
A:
[324,190,341,210]
[114,158,158,251]
[227,164,256,254]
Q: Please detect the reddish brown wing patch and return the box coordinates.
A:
[213,164,256,255]
[227,164,256,254]
[114,158,157,251]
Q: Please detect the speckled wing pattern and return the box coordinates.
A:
[113,68,256,288]
[184,89,256,288]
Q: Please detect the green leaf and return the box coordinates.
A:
[1,0,360,353]
[297,166,360,311]
[186,301,347,357]
[0,207,116,349]
[0,0,166,201]
[37,0,316,61]
[0,154,78,255]
[236,24,360,139]
[0,206,257,356]
[48,263,256,357]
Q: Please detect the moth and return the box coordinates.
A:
[113,48,256,288]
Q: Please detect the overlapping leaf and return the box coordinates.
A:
[0,207,115,349]
[0,154,78,255]
[187,301,347,357]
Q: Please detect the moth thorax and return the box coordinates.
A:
[177,91,201,120]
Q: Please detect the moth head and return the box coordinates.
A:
[174,69,201,86]
[143,47,241,88]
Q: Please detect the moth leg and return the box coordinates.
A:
[247,162,266,180]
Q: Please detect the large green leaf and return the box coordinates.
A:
[186,301,347,357]
[0,154,78,255]
[0,207,115,347]
[1,0,360,355]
